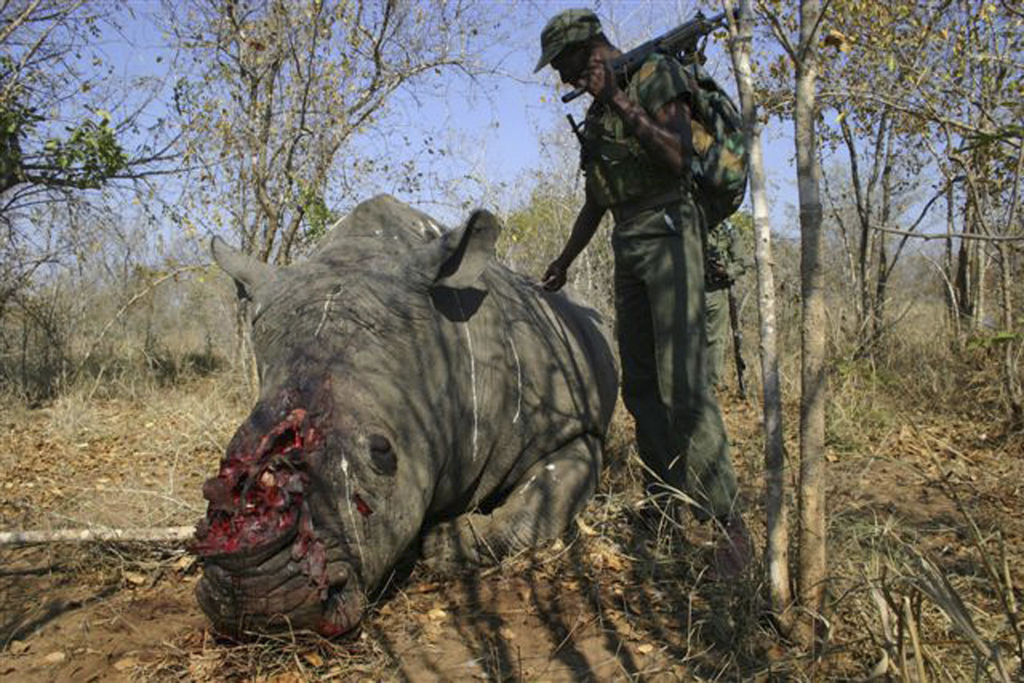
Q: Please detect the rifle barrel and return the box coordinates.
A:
[558,9,733,104]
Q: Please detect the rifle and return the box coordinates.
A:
[561,9,735,104]
[727,287,747,400]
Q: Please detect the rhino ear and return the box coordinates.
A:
[211,236,277,302]
[431,209,501,288]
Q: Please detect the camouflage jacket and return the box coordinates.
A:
[580,53,693,210]
[705,219,750,290]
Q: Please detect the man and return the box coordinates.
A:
[535,9,750,575]
[705,219,750,391]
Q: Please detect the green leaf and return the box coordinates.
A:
[989,332,1021,344]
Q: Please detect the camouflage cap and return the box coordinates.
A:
[534,9,602,73]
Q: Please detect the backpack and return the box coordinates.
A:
[684,62,748,228]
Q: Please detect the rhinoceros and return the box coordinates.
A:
[193,195,618,637]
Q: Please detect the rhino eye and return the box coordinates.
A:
[368,434,397,476]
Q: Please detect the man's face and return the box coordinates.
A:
[551,43,590,86]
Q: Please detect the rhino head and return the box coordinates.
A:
[193,196,501,637]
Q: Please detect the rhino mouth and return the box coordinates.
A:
[193,408,362,637]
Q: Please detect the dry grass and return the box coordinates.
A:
[1,332,1022,680]
[825,510,1022,682]
[146,626,394,681]
[0,370,251,533]
[800,330,1024,681]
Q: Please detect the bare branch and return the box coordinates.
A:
[0,0,47,51]
[873,226,1024,242]
[756,0,797,63]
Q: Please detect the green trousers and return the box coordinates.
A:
[612,201,738,520]
[704,287,729,391]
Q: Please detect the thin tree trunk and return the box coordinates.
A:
[997,241,1022,424]
[795,0,828,652]
[972,179,990,333]
[975,233,988,333]
[873,235,888,349]
[999,142,1024,424]
[841,110,888,348]
[944,184,960,336]
[956,241,970,324]
[20,311,28,396]
[234,299,259,396]
[723,0,792,632]
[956,208,975,329]
[839,119,870,330]
[872,125,895,349]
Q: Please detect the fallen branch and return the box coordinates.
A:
[0,526,195,546]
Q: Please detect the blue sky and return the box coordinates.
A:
[100,0,800,232]
[374,0,800,225]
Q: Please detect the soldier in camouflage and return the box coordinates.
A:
[535,9,750,576]
[705,219,750,390]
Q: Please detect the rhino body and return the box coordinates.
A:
[194,195,618,636]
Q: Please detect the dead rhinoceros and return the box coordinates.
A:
[194,195,618,637]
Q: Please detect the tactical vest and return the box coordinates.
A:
[580,56,688,212]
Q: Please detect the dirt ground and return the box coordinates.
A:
[1,377,1022,681]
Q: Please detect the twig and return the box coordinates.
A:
[904,595,929,683]
[999,532,1024,667]
[950,493,1021,672]
[905,549,1012,683]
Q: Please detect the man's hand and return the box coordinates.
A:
[541,259,568,292]
[577,53,619,104]
[541,198,604,293]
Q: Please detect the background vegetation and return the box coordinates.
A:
[0,0,1021,680]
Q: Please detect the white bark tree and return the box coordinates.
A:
[793,0,827,651]
[721,0,792,632]
[759,0,829,650]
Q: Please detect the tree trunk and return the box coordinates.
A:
[795,0,828,652]
[955,236,973,328]
[975,235,988,333]
[234,299,259,396]
[839,119,870,331]
[944,184,960,336]
[873,234,889,348]
[841,110,888,350]
[997,241,1022,425]
[20,310,28,396]
[955,196,978,332]
[724,0,793,632]
[871,125,895,349]
[999,143,1024,425]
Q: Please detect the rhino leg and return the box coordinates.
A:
[423,434,600,571]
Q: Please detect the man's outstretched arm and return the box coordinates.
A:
[542,194,605,291]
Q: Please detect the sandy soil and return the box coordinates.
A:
[1,379,1021,681]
